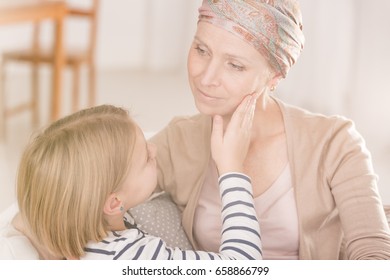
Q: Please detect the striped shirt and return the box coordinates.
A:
[81,173,262,260]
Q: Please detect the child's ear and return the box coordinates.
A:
[103,193,123,216]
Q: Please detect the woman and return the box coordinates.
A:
[149,0,390,259]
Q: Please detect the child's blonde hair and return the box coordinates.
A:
[17,105,137,258]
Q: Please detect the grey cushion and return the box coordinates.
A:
[129,192,193,250]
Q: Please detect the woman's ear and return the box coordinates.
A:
[268,73,283,91]
[103,193,123,216]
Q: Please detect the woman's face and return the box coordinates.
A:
[188,22,273,117]
[118,126,157,210]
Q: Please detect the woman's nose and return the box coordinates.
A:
[200,60,221,87]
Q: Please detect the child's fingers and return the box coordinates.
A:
[230,95,252,129]
[211,115,223,152]
[242,95,256,130]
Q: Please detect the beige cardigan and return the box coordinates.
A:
[150,98,390,259]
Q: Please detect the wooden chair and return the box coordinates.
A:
[0,0,99,138]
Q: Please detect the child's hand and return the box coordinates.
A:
[211,94,256,175]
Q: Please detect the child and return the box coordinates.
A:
[14,97,261,260]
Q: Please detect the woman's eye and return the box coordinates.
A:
[229,62,245,71]
[195,46,207,56]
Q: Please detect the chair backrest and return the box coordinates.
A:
[66,0,99,62]
[31,0,99,61]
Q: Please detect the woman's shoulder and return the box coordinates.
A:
[275,97,370,161]
[277,98,346,121]
[275,97,356,134]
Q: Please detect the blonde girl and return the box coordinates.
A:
[14,100,262,260]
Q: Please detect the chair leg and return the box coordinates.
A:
[31,62,40,128]
[88,63,96,108]
[72,64,80,112]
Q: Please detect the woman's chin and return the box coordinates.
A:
[193,98,233,117]
[195,103,218,116]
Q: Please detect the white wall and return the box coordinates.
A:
[95,0,201,71]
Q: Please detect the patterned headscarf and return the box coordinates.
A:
[198,0,305,77]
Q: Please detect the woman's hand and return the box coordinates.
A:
[211,94,257,175]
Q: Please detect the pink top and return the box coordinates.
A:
[194,161,299,260]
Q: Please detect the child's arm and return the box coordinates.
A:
[87,171,261,260]
[165,171,261,260]
[168,94,261,259]
[82,95,262,260]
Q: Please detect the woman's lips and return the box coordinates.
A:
[198,89,220,101]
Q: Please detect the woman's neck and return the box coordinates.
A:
[251,94,284,139]
[222,94,283,140]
